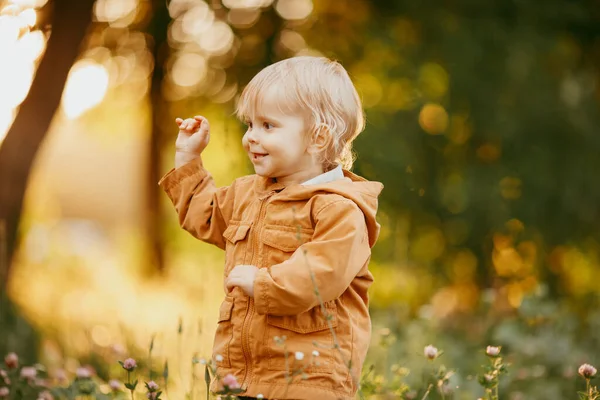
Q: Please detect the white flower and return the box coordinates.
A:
[36,391,53,400]
[256,395,264,399]
[424,345,438,360]
[294,351,304,361]
[579,363,598,379]
[76,367,91,378]
[215,354,224,362]
[485,346,501,357]
[20,366,37,379]
[312,350,320,357]
[199,358,207,365]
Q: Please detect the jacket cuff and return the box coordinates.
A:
[254,268,271,315]
[158,158,207,192]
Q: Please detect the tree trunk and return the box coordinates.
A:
[145,0,171,274]
[0,0,95,282]
[0,0,95,358]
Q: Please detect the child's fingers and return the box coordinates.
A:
[177,116,207,134]
[194,116,210,131]
[181,118,196,131]
[225,277,237,292]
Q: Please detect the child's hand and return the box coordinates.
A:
[174,115,210,167]
[225,265,258,297]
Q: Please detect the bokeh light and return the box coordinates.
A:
[279,29,306,53]
[61,60,109,119]
[4,0,48,8]
[228,7,261,28]
[181,2,214,38]
[275,0,313,20]
[0,1,48,142]
[197,20,234,55]
[170,52,208,87]
[419,103,449,134]
[222,0,274,9]
[0,55,35,109]
[418,62,449,99]
[93,0,139,26]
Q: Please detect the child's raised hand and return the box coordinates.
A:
[175,115,210,156]
[225,265,259,298]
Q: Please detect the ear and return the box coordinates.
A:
[307,125,332,155]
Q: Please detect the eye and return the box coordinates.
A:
[263,122,273,130]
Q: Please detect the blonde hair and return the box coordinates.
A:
[235,56,365,170]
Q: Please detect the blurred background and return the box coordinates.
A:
[1,0,600,398]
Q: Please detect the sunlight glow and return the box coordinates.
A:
[0,15,21,48]
[0,3,48,143]
[0,53,35,108]
[94,0,138,24]
[7,0,48,8]
[275,0,313,20]
[181,3,214,37]
[17,29,45,60]
[197,20,234,55]
[0,108,16,143]
[61,61,110,119]
[223,0,274,9]
[1,4,20,15]
[227,7,261,28]
[212,82,238,104]
[279,29,306,52]
[171,53,207,87]
[17,7,36,26]
[168,0,196,18]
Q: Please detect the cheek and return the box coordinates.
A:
[241,134,249,150]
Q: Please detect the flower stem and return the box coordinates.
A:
[420,383,433,400]
[283,347,290,398]
[587,379,591,400]
[127,370,134,400]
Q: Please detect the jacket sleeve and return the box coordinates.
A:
[158,158,234,250]
[253,199,371,316]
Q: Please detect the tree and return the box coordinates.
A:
[0,0,95,358]
[145,0,171,274]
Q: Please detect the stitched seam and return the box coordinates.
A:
[315,198,356,218]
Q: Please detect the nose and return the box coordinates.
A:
[245,129,259,144]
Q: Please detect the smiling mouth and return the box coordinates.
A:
[251,152,268,160]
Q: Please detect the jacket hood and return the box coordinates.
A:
[253,170,384,247]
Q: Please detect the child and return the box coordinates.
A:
[159,56,383,400]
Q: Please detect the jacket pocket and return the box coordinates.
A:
[212,296,234,368]
[261,225,313,267]
[222,221,251,274]
[263,302,338,373]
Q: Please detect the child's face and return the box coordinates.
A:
[241,90,323,185]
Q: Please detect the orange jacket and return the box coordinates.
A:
[159,158,383,400]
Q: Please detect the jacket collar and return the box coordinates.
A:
[301,164,344,186]
[253,164,345,197]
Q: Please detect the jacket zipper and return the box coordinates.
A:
[240,192,272,390]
